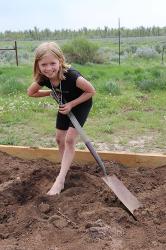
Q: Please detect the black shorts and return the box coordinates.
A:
[56,101,92,130]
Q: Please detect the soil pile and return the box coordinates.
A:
[0,151,165,250]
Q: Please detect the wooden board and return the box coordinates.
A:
[0,145,166,168]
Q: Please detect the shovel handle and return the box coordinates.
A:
[85,141,107,176]
[50,90,107,176]
[68,112,107,176]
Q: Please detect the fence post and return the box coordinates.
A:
[14,41,18,66]
[0,41,18,66]
[118,18,121,65]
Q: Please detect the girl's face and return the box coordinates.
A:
[38,52,60,80]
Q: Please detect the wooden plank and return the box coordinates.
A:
[0,145,60,163]
[0,145,166,168]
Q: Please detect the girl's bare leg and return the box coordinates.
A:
[47,127,78,195]
[55,129,67,160]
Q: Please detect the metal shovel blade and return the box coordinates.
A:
[102,174,142,214]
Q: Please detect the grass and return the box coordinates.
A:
[0,57,166,152]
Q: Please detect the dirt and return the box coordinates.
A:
[0,151,166,250]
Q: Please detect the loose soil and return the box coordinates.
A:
[0,151,165,250]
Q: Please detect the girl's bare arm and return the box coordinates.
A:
[27,82,51,97]
[70,76,96,108]
[59,77,96,115]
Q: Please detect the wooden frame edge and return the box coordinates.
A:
[0,145,166,168]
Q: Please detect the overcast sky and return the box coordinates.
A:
[0,0,166,32]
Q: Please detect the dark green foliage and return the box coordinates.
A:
[62,38,99,64]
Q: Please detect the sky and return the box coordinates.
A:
[0,0,166,32]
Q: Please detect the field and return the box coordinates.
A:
[0,47,166,152]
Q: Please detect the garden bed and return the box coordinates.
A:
[0,151,166,250]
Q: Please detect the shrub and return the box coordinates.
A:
[155,44,162,54]
[135,47,159,59]
[62,38,99,64]
[104,81,121,95]
[97,47,111,63]
[134,67,144,74]
[136,79,166,92]
[130,45,137,54]
[0,51,15,64]
[110,52,128,63]
[151,69,161,78]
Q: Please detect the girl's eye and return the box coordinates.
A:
[51,62,56,65]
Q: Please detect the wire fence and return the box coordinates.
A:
[0,36,166,66]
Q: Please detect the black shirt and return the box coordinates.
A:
[38,67,92,106]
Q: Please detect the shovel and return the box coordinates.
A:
[50,91,142,215]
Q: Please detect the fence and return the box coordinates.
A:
[0,40,18,66]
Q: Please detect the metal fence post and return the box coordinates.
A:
[0,41,18,66]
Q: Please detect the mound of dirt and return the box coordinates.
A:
[0,151,165,250]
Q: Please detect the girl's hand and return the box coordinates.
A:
[58,103,72,114]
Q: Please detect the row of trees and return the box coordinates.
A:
[1,26,166,41]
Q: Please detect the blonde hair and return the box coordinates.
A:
[33,42,70,83]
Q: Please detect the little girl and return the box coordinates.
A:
[27,42,96,195]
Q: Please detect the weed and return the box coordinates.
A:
[105,81,121,95]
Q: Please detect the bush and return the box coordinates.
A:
[135,47,159,59]
[136,79,166,92]
[155,44,162,54]
[62,38,99,64]
[0,51,15,64]
[103,81,121,95]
